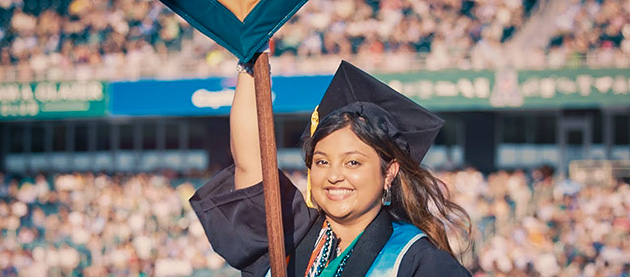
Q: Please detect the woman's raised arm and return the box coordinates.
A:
[231,72,263,189]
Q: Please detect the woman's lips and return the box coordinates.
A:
[325,188,355,200]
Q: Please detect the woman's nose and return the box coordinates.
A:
[326,165,344,184]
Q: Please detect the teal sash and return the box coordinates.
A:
[265,222,425,277]
[365,222,426,276]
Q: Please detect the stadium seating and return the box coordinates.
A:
[1,167,629,275]
[0,0,584,81]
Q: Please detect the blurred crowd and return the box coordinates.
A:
[272,0,531,71]
[1,166,629,276]
[1,0,629,81]
[0,0,193,81]
[438,166,630,276]
[545,0,630,68]
[0,171,238,277]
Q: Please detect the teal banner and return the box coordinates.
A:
[376,68,630,111]
[159,0,308,62]
[0,81,108,120]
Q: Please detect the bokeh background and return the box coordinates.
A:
[1,0,630,276]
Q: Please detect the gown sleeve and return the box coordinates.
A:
[398,238,472,277]
[189,165,319,276]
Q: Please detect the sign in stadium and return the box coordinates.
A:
[376,68,630,111]
[0,81,108,119]
[109,75,331,116]
[1,68,628,120]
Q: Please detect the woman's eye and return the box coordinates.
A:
[347,160,361,166]
[315,160,328,165]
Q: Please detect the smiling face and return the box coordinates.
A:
[310,126,397,226]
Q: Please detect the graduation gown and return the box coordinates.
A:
[189,165,471,277]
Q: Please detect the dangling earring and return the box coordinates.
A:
[382,186,391,206]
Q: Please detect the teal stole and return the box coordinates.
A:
[365,222,426,276]
[266,221,425,276]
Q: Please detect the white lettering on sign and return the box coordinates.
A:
[34,82,57,102]
[192,89,240,109]
[389,72,629,108]
[21,85,34,100]
[418,80,433,99]
[576,75,592,96]
[43,82,103,102]
[594,76,613,94]
[404,82,420,98]
[474,78,491,98]
[0,81,104,117]
[613,76,627,94]
[540,78,556,99]
[519,74,630,99]
[1,101,39,117]
[458,79,475,99]
[435,81,459,97]
[521,78,539,97]
[0,81,104,103]
[0,84,20,101]
[392,77,491,100]
[190,88,276,109]
[556,77,577,94]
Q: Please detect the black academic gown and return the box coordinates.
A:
[189,165,471,277]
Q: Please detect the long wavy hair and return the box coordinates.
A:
[303,109,471,257]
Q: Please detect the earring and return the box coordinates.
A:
[382,186,391,206]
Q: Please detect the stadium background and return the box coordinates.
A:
[1,0,630,276]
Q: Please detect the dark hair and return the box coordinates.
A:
[303,109,471,257]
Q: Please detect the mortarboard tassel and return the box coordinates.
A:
[306,105,319,208]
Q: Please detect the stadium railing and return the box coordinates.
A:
[1,51,629,83]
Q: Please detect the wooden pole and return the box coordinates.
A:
[253,52,287,277]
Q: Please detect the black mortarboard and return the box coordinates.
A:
[304,61,444,164]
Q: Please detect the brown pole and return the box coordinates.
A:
[253,52,287,277]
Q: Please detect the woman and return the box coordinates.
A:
[189,61,471,276]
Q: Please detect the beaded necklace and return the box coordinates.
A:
[314,222,334,275]
[308,221,356,277]
[333,248,353,276]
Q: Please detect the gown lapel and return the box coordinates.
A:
[287,210,393,277]
[341,210,393,277]
[288,214,325,277]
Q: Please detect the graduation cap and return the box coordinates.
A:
[304,61,445,164]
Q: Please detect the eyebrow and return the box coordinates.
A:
[313,150,369,158]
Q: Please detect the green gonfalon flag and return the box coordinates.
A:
[159,0,309,62]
